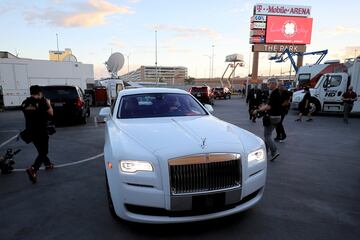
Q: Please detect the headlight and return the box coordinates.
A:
[248,149,265,163]
[120,160,153,173]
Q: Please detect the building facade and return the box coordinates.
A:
[49,48,77,62]
[120,66,188,85]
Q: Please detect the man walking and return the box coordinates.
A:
[256,78,282,161]
[22,85,54,183]
[246,87,261,122]
[342,85,358,123]
[275,83,290,142]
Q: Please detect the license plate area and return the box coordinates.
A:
[192,192,225,211]
[54,102,64,107]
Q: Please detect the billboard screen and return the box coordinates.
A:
[266,16,313,44]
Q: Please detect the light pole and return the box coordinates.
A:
[125,53,130,81]
[211,45,215,79]
[155,30,158,85]
[56,33,60,61]
[204,55,212,80]
[269,61,272,77]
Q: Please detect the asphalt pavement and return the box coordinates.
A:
[0,96,359,240]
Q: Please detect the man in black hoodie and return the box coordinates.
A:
[21,85,54,183]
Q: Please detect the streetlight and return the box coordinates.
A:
[203,55,212,80]
[125,53,130,81]
[155,30,158,85]
[211,45,215,79]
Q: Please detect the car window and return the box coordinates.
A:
[118,93,208,119]
[323,75,342,88]
[42,87,78,100]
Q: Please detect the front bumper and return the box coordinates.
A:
[109,167,266,223]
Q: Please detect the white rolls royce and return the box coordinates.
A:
[99,88,267,223]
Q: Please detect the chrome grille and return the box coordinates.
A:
[169,154,241,195]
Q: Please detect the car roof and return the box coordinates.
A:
[118,87,189,96]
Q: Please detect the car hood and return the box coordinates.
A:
[114,116,249,154]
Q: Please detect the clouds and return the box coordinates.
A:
[151,24,220,40]
[24,0,133,28]
[319,25,360,36]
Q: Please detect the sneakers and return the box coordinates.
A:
[26,167,37,183]
[45,164,54,170]
[306,118,313,122]
[270,152,280,162]
[295,119,301,122]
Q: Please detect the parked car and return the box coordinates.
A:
[42,85,90,124]
[100,88,267,223]
[189,86,214,105]
[213,87,231,99]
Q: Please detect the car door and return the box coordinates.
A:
[320,74,347,112]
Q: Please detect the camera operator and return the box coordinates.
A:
[21,85,54,183]
[254,78,282,161]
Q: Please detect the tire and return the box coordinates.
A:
[309,98,321,114]
[106,176,121,221]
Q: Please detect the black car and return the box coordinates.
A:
[189,86,214,105]
[42,85,90,124]
[213,87,231,99]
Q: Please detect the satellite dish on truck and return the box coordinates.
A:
[106,52,125,77]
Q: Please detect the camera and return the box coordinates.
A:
[251,109,266,118]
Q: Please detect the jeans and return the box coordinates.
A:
[343,103,353,121]
[276,113,287,139]
[264,122,278,156]
[32,134,51,171]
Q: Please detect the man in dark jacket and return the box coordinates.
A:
[22,85,54,183]
[342,85,358,123]
[246,87,261,122]
[275,83,290,142]
[255,78,282,161]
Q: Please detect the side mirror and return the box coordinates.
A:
[204,104,214,113]
[99,107,111,117]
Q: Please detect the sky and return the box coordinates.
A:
[1,0,360,79]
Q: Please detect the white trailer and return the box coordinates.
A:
[0,53,94,107]
[292,57,360,113]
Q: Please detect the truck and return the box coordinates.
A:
[0,52,94,107]
[295,60,347,88]
[291,57,360,113]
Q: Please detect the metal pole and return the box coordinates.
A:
[246,48,252,98]
[211,45,215,79]
[56,33,59,61]
[155,30,158,85]
[269,61,272,77]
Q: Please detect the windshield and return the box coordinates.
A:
[118,93,208,119]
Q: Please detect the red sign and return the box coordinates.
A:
[266,16,313,44]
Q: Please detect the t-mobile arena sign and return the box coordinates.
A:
[254,4,311,17]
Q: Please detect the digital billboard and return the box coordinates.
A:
[266,16,313,44]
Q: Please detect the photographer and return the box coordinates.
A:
[254,78,282,161]
[21,85,54,183]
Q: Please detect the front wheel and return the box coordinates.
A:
[106,176,121,221]
[309,98,321,114]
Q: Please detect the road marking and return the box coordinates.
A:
[13,153,104,172]
[0,134,19,148]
